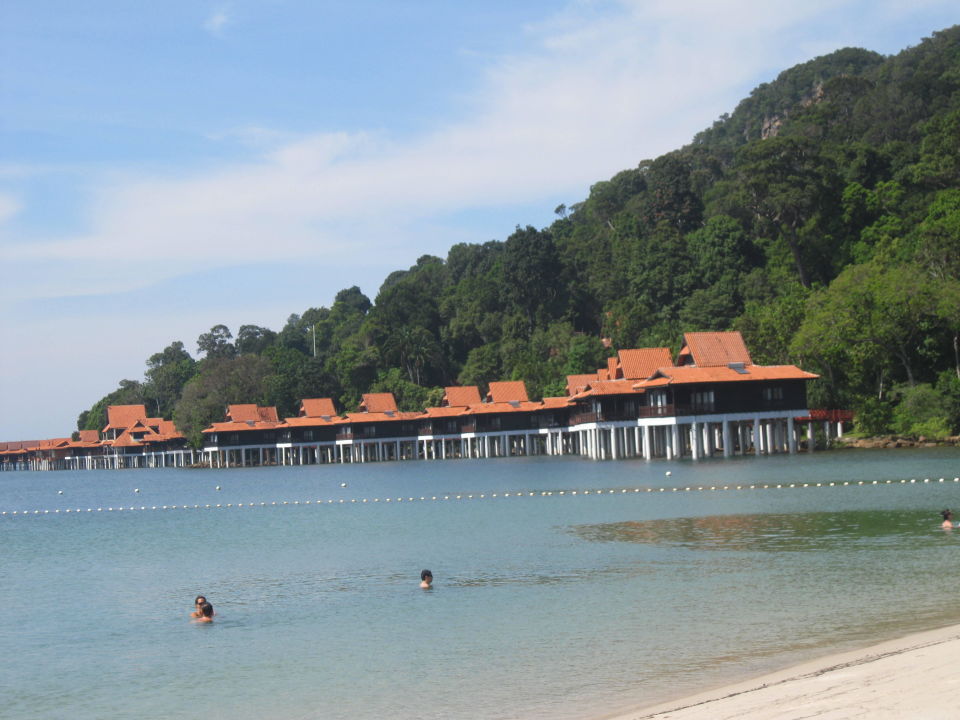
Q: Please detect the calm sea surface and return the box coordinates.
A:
[3,448,960,720]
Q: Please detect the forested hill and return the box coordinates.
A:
[81,26,960,446]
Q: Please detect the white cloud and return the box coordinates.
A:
[204,6,230,36]
[0,193,20,225]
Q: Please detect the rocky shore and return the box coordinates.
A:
[836,434,960,449]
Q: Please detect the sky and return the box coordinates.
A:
[1,1,957,440]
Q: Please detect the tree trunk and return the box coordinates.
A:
[785,230,810,288]
[896,346,915,386]
[954,331,960,380]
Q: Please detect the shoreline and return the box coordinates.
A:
[600,623,960,720]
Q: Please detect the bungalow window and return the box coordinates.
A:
[649,390,667,407]
[490,417,501,431]
[303,430,315,442]
[692,390,715,412]
[762,386,784,402]
[362,426,376,438]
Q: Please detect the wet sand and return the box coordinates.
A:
[603,623,960,720]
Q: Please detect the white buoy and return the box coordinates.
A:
[134,488,140,494]
[58,490,63,494]
[340,482,347,488]
[665,471,672,477]
[215,486,221,491]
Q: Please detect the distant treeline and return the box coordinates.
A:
[80,26,960,447]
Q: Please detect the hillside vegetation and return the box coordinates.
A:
[80,27,960,446]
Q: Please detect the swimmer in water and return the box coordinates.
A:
[420,569,433,589]
[191,595,214,618]
[941,509,954,529]
[194,602,214,623]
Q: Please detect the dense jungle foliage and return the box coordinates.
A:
[79,27,960,447]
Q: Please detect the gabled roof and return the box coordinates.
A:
[227,404,280,423]
[359,393,398,413]
[78,430,100,443]
[634,364,818,388]
[442,386,482,407]
[300,398,337,417]
[540,396,574,409]
[566,373,599,396]
[618,348,674,379]
[678,332,752,367]
[204,405,281,434]
[103,404,150,432]
[487,381,529,403]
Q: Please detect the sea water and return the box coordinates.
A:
[3,447,960,720]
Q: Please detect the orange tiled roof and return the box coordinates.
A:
[343,410,421,423]
[566,373,599,396]
[679,332,752,367]
[300,398,337,417]
[606,357,619,379]
[359,393,398,413]
[572,379,645,399]
[443,386,482,407]
[486,381,528,403]
[635,364,818,388]
[422,406,469,418]
[204,406,281,434]
[103,404,150,432]
[227,404,280,423]
[540,396,573,409]
[78,430,100,443]
[283,414,344,428]
[618,348,674,379]
[467,400,541,415]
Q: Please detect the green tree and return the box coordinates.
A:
[731,136,839,287]
[196,324,236,359]
[173,355,273,447]
[143,341,196,418]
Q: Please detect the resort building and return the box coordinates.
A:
[2,332,845,471]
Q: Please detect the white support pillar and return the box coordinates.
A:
[787,416,797,454]
[765,422,774,456]
[670,425,680,460]
[753,420,762,456]
[689,423,700,460]
[722,420,732,458]
[643,425,652,460]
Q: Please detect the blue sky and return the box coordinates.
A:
[1,1,957,439]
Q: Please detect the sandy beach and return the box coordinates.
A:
[604,624,960,720]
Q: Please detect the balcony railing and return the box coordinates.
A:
[335,432,354,441]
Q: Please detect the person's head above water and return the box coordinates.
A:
[200,602,214,619]
[942,509,953,521]
[420,569,432,581]
[195,595,206,606]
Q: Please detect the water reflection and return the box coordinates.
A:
[570,510,946,552]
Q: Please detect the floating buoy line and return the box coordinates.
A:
[2,476,958,518]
